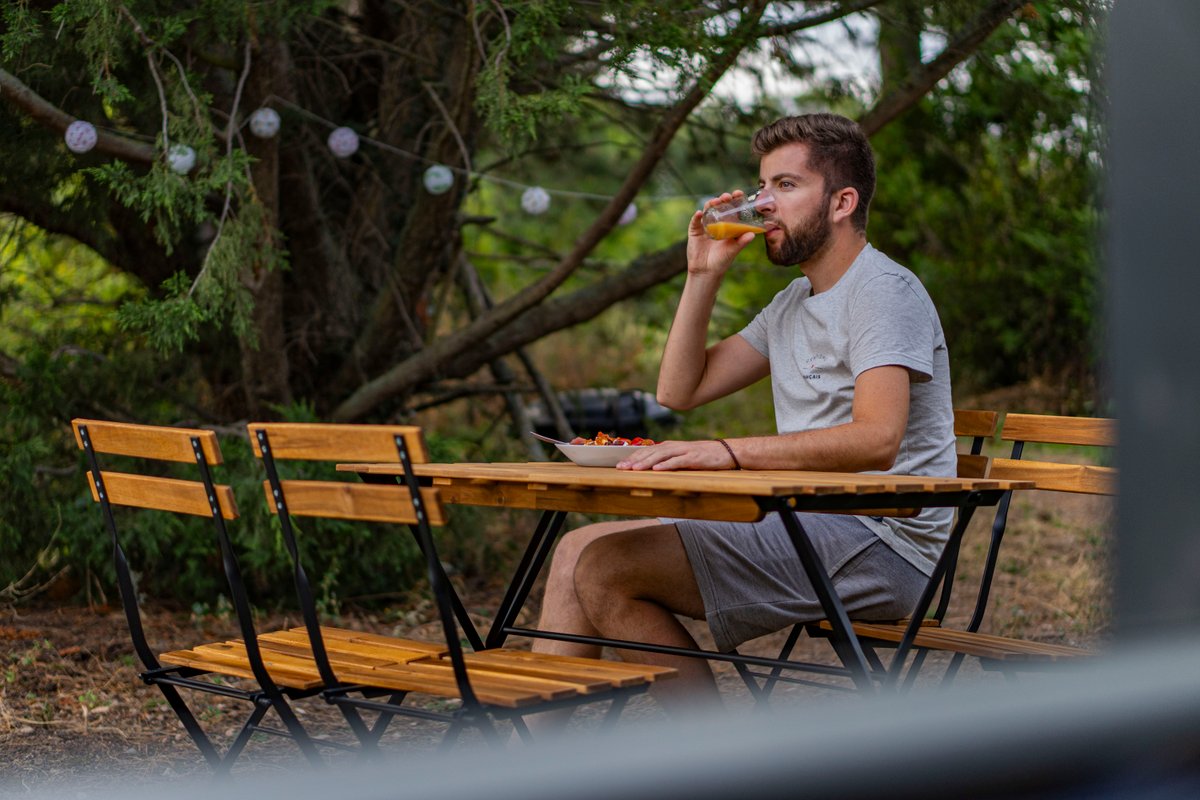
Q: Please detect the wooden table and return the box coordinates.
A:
[338,461,1033,692]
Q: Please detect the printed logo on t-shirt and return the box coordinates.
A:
[802,352,836,380]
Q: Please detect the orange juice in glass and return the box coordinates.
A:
[702,191,772,239]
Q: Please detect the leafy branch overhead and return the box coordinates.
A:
[0,0,1098,423]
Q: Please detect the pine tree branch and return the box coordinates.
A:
[0,68,156,164]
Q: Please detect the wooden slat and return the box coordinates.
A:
[466,648,675,684]
[820,621,1093,663]
[88,471,238,519]
[1000,413,1116,447]
[377,462,1033,497]
[264,479,446,525]
[956,453,992,479]
[262,629,443,664]
[427,480,765,523]
[72,418,222,464]
[254,637,397,669]
[160,644,322,690]
[953,409,1000,439]
[402,658,581,701]
[248,422,429,463]
[330,662,540,709]
[988,458,1116,495]
[299,626,448,657]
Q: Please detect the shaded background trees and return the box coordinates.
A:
[0,1,1103,603]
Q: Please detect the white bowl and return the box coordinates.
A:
[554,443,642,467]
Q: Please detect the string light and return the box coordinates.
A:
[64,120,97,153]
[167,143,196,174]
[248,107,280,138]
[326,126,359,158]
[423,164,454,195]
[520,186,551,215]
[63,93,726,217]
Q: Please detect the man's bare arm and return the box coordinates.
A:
[656,202,769,410]
[621,365,911,472]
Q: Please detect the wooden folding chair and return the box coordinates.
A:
[742,410,1003,700]
[239,422,675,750]
[822,412,1114,685]
[934,412,1115,680]
[71,419,326,774]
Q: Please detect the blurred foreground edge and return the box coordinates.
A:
[87,637,1200,800]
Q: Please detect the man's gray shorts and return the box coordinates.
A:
[662,513,927,653]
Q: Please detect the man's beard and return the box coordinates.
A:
[766,204,832,266]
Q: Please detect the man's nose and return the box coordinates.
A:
[753,189,776,215]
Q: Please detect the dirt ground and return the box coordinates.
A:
[0,487,1112,795]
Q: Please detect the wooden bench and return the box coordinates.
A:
[817,412,1114,680]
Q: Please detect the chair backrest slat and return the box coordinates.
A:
[956,453,991,480]
[987,458,1116,495]
[72,418,222,464]
[953,410,1001,439]
[994,412,1116,495]
[89,471,239,519]
[247,423,428,463]
[263,480,445,525]
[1000,413,1115,447]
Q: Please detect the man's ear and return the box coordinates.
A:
[829,186,859,224]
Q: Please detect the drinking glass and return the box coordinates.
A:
[701,190,773,239]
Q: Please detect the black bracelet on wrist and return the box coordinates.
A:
[715,438,742,470]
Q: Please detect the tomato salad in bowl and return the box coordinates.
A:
[557,431,656,466]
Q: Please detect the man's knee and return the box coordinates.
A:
[573,535,627,613]
[548,519,651,581]
[549,526,594,578]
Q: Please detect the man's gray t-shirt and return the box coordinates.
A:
[738,243,956,575]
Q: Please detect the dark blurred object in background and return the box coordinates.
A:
[528,388,680,439]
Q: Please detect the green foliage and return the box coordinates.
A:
[866,1,1103,405]
[116,271,209,355]
[0,221,481,607]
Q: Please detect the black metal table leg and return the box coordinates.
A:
[776,508,876,693]
[486,510,567,649]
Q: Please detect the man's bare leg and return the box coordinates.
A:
[521,519,660,736]
[573,523,720,714]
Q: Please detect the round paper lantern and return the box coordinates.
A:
[327,126,359,158]
[249,107,280,139]
[64,120,98,154]
[521,186,550,215]
[167,144,196,174]
[423,164,454,195]
[618,202,638,225]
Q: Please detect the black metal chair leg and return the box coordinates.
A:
[268,695,324,766]
[362,692,406,748]
[214,703,271,776]
[438,720,464,751]
[336,703,383,757]
[512,715,534,744]
[901,648,930,690]
[154,683,224,768]
[756,624,805,702]
[599,694,629,734]
[941,651,968,687]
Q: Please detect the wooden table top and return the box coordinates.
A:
[336,462,1033,523]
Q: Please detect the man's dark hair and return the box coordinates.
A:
[751,113,875,233]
